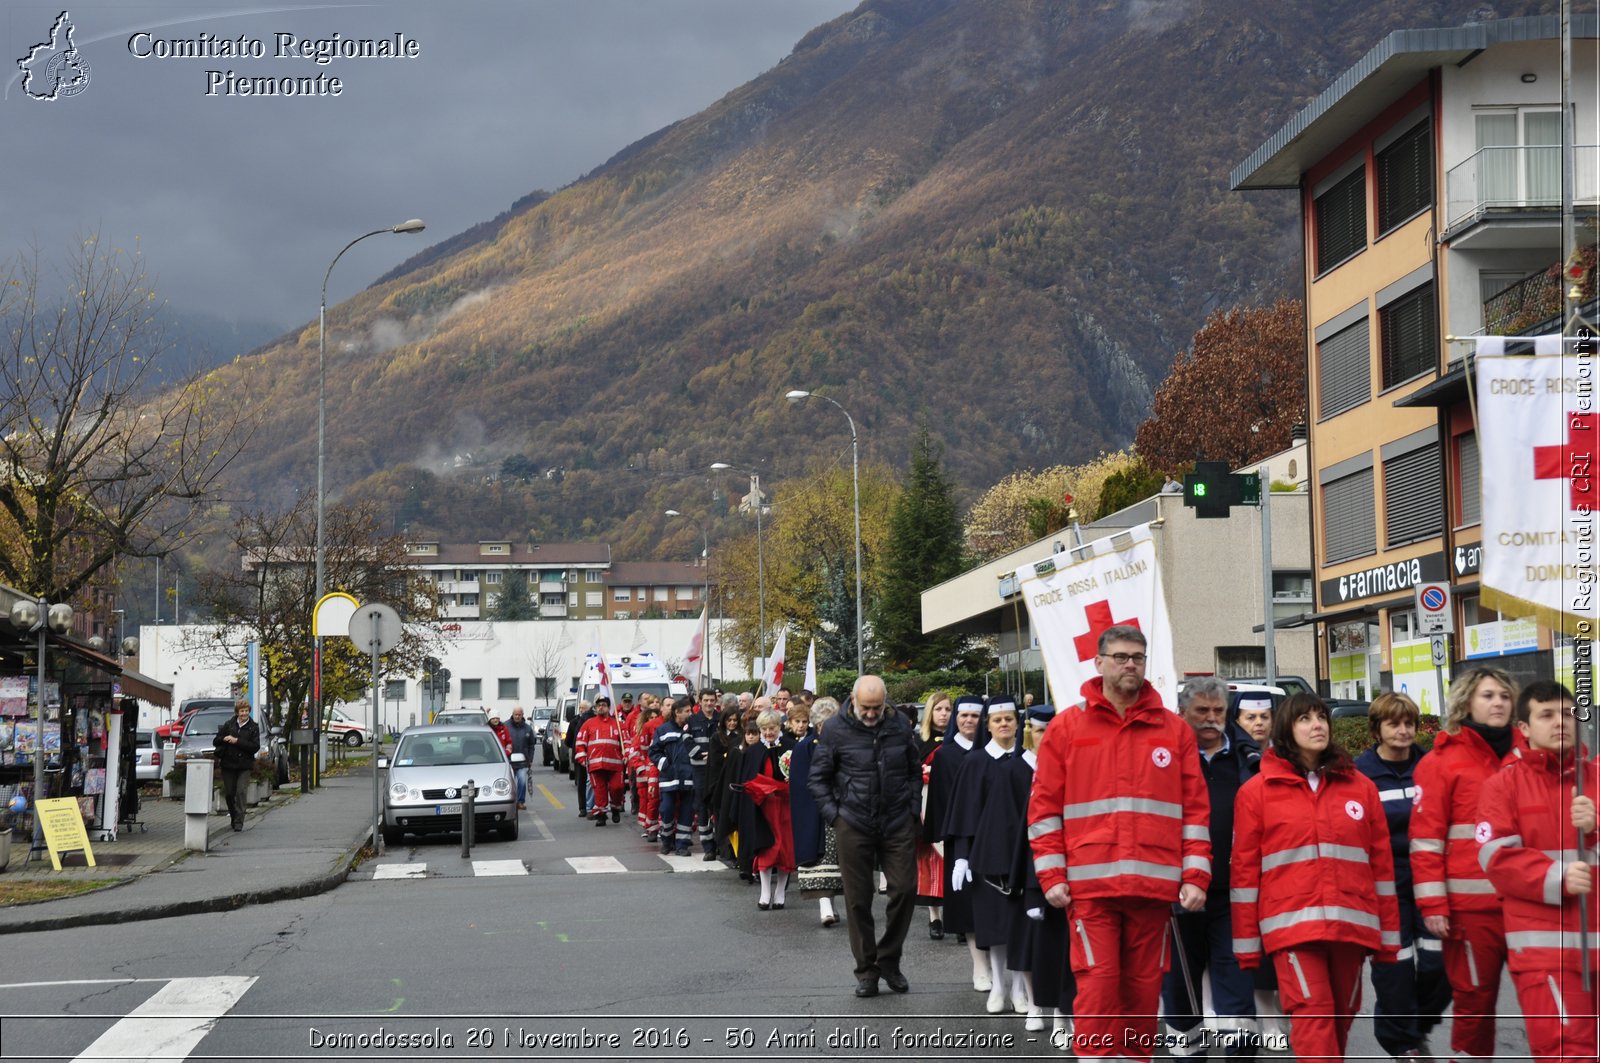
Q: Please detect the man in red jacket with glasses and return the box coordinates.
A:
[1028,625,1211,1061]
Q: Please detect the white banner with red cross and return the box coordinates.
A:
[1475,346,1599,635]
[1016,523,1178,709]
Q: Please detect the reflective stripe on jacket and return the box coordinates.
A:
[1230,749,1401,969]
[1479,747,1600,973]
[1026,677,1211,902]
[575,715,626,772]
[1410,727,1521,918]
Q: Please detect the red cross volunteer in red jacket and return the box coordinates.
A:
[1478,681,1600,1063]
[1231,692,1400,1061]
[1027,625,1210,1062]
[1410,667,1523,1061]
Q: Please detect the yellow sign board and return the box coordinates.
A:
[36,797,94,871]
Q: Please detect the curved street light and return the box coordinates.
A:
[11,597,73,855]
[786,389,863,675]
[709,462,768,668]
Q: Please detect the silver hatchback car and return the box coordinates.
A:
[381,725,520,845]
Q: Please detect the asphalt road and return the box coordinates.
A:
[0,764,1539,1061]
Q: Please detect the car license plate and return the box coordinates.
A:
[435,803,462,816]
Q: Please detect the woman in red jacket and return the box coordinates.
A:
[1232,693,1400,1061]
[1410,666,1521,1061]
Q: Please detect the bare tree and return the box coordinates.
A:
[0,233,256,602]
[525,622,574,704]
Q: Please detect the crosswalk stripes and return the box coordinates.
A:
[471,859,528,877]
[363,852,732,879]
[372,863,427,879]
[566,855,628,874]
[71,976,257,1063]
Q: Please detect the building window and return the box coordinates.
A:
[569,591,578,607]
[1381,283,1435,388]
[1376,121,1431,234]
[613,589,631,602]
[1318,318,1371,418]
[485,571,502,585]
[498,678,519,699]
[461,678,482,700]
[585,591,602,608]
[615,611,631,620]
[653,587,669,602]
[676,586,695,599]
[384,679,406,701]
[1315,166,1366,274]
[586,570,603,583]
[459,594,478,607]
[1323,468,1376,563]
[1457,430,1480,526]
[1384,442,1443,547]
[1216,646,1266,677]
[1272,571,1313,602]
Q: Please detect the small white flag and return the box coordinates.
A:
[802,639,817,696]
[762,628,787,693]
[683,605,707,689]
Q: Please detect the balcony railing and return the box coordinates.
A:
[1445,144,1598,231]
[1483,245,1598,335]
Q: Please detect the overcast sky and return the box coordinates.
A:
[3,0,857,330]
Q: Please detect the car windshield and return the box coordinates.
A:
[135,731,155,748]
[396,732,504,767]
[183,709,234,737]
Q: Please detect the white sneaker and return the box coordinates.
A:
[1010,990,1029,1013]
[985,985,1006,1013]
[1024,1007,1045,1032]
[972,970,992,992]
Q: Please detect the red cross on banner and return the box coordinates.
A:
[1533,414,1598,510]
[1072,599,1140,662]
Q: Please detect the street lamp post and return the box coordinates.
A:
[786,389,863,674]
[664,509,711,683]
[11,597,73,856]
[314,220,423,785]
[709,462,766,671]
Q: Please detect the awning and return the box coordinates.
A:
[117,667,173,708]
[1393,358,1472,409]
[1253,592,1414,632]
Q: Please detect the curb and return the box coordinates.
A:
[0,824,374,936]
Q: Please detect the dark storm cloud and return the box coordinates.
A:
[2,0,855,329]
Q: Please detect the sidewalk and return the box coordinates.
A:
[0,771,376,935]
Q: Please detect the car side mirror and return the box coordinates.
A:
[270,725,284,737]
[377,757,389,770]
[510,753,526,765]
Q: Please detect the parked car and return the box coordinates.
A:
[321,707,372,747]
[379,724,520,845]
[1328,698,1371,719]
[432,708,489,728]
[134,729,162,783]
[1231,675,1315,698]
[173,704,239,764]
[550,694,579,773]
[158,697,234,741]
[530,708,555,766]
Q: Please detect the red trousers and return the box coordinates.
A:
[1271,941,1365,1062]
[1512,967,1600,1063]
[1442,909,1508,1061]
[1064,896,1170,1061]
[587,767,623,815]
[635,764,659,832]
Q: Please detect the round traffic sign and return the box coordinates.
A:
[350,601,403,653]
[1419,586,1447,611]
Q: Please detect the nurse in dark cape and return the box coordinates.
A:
[946,696,1032,1018]
[915,690,953,939]
[731,708,796,909]
[925,694,987,991]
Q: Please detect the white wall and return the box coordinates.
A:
[133,617,737,734]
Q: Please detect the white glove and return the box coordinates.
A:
[952,858,971,891]
[1026,907,1044,922]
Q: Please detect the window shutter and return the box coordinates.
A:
[1377,122,1432,233]
[1316,167,1366,273]
[1382,284,1436,387]
[1318,319,1371,417]
[1458,431,1481,526]
[1323,468,1376,563]
[1384,444,1444,546]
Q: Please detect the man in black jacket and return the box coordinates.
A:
[213,699,261,832]
[565,701,594,817]
[1161,676,1262,1057]
[806,675,923,999]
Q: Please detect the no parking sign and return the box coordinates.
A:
[1415,582,1454,635]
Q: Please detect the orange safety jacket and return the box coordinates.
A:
[1026,678,1211,901]
[1230,749,1401,968]
[1478,746,1600,973]
[1410,726,1523,918]
[575,714,626,773]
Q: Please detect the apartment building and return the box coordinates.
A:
[602,560,712,620]
[404,540,612,621]
[1232,16,1598,700]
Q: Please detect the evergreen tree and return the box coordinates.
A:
[816,563,859,673]
[487,570,539,621]
[874,428,966,670]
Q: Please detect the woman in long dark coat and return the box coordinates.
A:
[793,697,842,926]
[706,708,745,865]
[731,709,795,909]
[925,694,987,991]
[915,691,953,939]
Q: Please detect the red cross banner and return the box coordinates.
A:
[1475,347,1599,635]
[1016,523,1178,708]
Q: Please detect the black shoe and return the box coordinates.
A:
[929,918,944,940]
[853,977,879,998]
[758,901,772,911]
[956,932,967,944]
[611,808,621,823]
[702,851,717,862]
[882,970,909,994]
[594,814,606,826]
[772,902,785,910]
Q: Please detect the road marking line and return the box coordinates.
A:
[566,855,628,874]
[0,979,169,988]
[72,975,256,1063]
[537,783,563,809]
[373,863,427,879]
[528,810,553,841]
[471,859,528,877]
[658,853,728,873]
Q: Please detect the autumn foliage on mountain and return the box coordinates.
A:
[201,0,1555,554]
